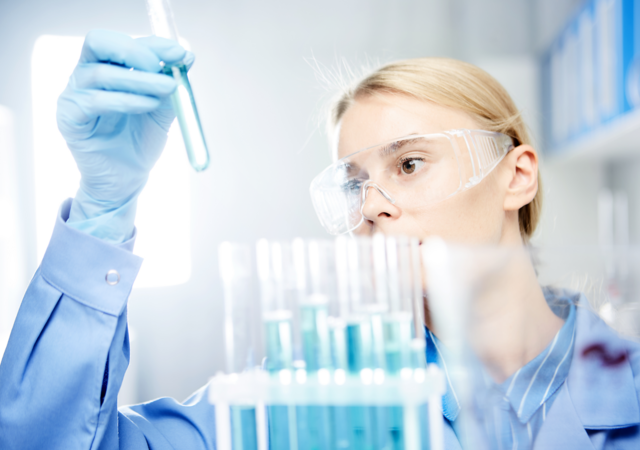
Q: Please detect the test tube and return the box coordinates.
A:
[345,237,378,449]
[326,236,351,449]
[218,242,259,450]
[292,239,333,449]
[256,240,293,373]
[346,237,374,373]
[146,0,210,171]
[409,238,427,369]
[385,236,415,374]
[297,240,332,372]
[370,233,392,374]
[256,240,297,450]
[330,236,350,372]
[385,236,417,450]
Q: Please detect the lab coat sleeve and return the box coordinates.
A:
[0,199,216,450]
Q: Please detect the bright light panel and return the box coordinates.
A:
[0,106,24,360]
[31,35,191,288]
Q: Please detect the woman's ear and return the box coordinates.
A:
[503,145,538,211]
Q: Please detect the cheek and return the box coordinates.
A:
[406,180,505,244]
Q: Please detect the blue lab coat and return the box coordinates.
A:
[1,199,640,449]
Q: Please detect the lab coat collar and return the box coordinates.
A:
[499,296,576,424]
[533,382,596,449]
[566,293,640,429]
[424,327,461,422]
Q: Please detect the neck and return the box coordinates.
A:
[468,254,564,383]
[424,243,565,384]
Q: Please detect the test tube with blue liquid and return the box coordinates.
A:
[331,236,351,373]
[146,0,210,171]
[294,239,332,373]
[257,240,297,450]
[384,236,415,374]
[345,238,375,374]
[343,237,378,449]
[381,236,417,450]
[326,236,351,449]
[218,242,260,450]
[214,236,439,450]
[293,239,333,449]
[405,237,431,450]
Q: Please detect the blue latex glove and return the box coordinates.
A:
[57,29,194,244]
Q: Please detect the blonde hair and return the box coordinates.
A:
[329,57,542,241]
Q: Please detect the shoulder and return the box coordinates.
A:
[561,288,640,429]
[571,292,640,384]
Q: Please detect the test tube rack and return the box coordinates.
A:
[209,366,445,450]
[213,234,446,450]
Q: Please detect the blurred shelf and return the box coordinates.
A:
[545,108,640,165]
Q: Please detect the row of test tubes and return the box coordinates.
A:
[213,235,446,450]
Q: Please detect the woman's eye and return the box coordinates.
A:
[343,178,363,193]
[400,159,424,175]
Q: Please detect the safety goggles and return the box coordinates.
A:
[310,129,515,235]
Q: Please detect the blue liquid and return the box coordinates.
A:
[383,314,413,374]
[296,405,332,449]
[387,406,405,450]
[300,301,331,372]
[383,315,413,449]
[329,406,350,449]
[161,63,210,172]
[327,321,350,448]
[230,405,258,450]
[344,318,377,449]
[264,313,293,372]
[346,318,372,373]
[347,405,377,450]
[264,313,294,449]
[268,405,296,450]
[299,302,332,449]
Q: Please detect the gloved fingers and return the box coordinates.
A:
[72,89,163,118]
[135,35,188,65]
[74,63,177,98]
[183,51,195,70]
[80,29,184,73]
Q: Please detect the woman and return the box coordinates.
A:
[312,59,640,449]
[0,30,638,450]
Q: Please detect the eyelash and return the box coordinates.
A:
[398,156,425,170]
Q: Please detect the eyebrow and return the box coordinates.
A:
[379,135,425,156]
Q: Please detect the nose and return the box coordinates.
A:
[361,181,401,226]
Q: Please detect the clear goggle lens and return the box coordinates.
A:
[310,130,514,235]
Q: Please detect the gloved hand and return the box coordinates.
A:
[57,29,194,244]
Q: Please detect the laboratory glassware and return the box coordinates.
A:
[214,235,640,449]
[292,239,334,449]
[211,235,449,450]
[310,129,514,235]
[219,242,260,450]
[257,239,298,449]
[146,0,210,171]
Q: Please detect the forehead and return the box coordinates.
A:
[336,93,480,160]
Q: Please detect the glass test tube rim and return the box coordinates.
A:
[263,309,293,322]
